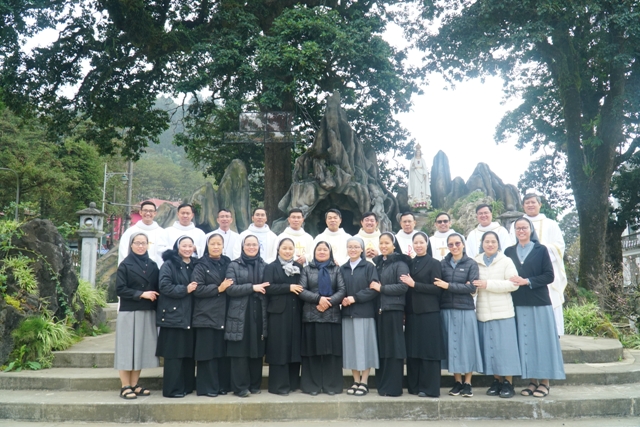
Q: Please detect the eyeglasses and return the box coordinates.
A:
[515,227,530,232]
[132,242,148,247]
[347,246,362,250]
[436,220,449,224]
[140,209,156,213]
[447,241,462,248]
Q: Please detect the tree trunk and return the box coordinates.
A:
[605,219,625,273]
[263,142,291,224]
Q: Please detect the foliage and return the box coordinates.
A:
[3,295,23,311]
[6,314,75,370]
[620,334,640,350]
[406,0,640,289]
[450,191,485,219]
[73,280,107,315]
[559,210,580,248]
[0,256,38,296]
[563,303,618,339]
[76,321,111,338]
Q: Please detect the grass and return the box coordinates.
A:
[563,302,619,339]
[73,279,107,315]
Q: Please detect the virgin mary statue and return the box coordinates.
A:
[408,144,431,209]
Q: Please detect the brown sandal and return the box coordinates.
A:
[533,383,550,398]
[520,382,538,396]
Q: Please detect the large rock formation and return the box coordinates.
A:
[430,152,523,212]
[0,220,89,364]
[275,91,400,236]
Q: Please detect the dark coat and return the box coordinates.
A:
[116,254,159,312]
[191,255,231,329]
[157,258,196,329]
[299,260,346,323]
[373,253,410,311]
[439,253,479,310]
[505,242,555,306]
[264,260,303,314]
[224,257,268,341]
[406,255,443,314]
[340,259,379,319]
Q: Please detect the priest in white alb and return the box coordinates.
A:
[160,203,207,258]
[205,208,240,258]
[233,207,278,263]
[277,208,314,265]
[509,193,567,335]
[396,212,418,257]
[430,212,457,260]
[357,211,381,263]
[118,200,167,267]
[466,203,512,258]
[313,209,351,265]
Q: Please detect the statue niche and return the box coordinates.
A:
[276,91,400,236]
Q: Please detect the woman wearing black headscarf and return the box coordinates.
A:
[299,241,346,395]
[371,232,410,397]
[191,232,233,397]
[264,238,303,396]
[156,235,198,398]
[400,231,445,398]
[115,232,160,400]
[225,235,269,397]
[505,217,565,398]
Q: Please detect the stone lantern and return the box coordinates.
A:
[76,202,107,286]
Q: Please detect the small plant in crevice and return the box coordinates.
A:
[73,279,107,315]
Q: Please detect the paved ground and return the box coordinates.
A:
[0,418,637,427]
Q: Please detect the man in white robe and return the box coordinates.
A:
[430,212,457,261]
[277,208,314,265]
[466,204,512,258]
[357,211,381,263]
[161,203,207,258]
[118,200,167,267]
[205,208,240,258]
[313,209,351,265]
[233,208,278,263]
[509,193,567,335]
[396,212,418,257]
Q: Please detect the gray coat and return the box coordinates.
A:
[224,258,268,341]
[299,260,346,324]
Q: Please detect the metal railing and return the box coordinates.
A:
[622,232,640,250]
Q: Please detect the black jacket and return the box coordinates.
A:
[263,260,303,314]
[439,253,479,310]
[191,255,231,329]
[116,254,159,312]
[299,260,346,323]
[373,253,410,312]
[505,242,555,306]
[157,258,196,328]
[224,257,268,341]
[406,254,443,314]
[340,259,379,319]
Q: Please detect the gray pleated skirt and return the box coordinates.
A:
[477,317,522,376]
[342,318,379,370]
[441,309,483,374]
[114,310,160,370]
[515,305,566,379]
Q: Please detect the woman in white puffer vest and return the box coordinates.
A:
[472,231,522,399]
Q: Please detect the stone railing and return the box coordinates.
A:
[622,232,640,251]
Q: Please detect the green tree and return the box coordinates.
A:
[2,1,419,222]
[409,0,640,289]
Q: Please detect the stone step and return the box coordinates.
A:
[0,384,639,423]
[52,333,625,369]
[4,350,640,392]
[103,303,118,321]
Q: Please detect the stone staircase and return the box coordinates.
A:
[0,303,639,423]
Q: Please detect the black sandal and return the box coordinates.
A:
[132,384,151,396]
[533,383,550,398]
[120,386,137,400]
[354,383,369,396]
[347,382,360,395]
[520,382,538,396]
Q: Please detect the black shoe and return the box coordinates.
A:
[236,389,250,398]
[499,380,515,398]
[449,381,464,396]
[486,379,502,396]
[461,383,473,397]
[309,391,318,396]
[205,393,218,397]
[418,392,427,398]
[250,389,261,394]
[326,391,335,396]
[165,393,185,398]
[219,390,228,395]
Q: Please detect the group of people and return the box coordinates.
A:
[114,194,566,400]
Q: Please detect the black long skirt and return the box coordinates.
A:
[300,322,342,394]
[156,328,195,397]
[376,311,405,397]
[266,296,302,364]
[194,327,226,396]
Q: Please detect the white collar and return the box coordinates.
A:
[525,214,547,221]
[433,229,456,239]
[134,221,160,231]
[320,228,347,237]
[476,222,501,232]
[172,221,195,231]
[248,223,271,234]
[283,226,307,237]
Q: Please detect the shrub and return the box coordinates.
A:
[73,279,107,315]
[7,313,75,370]
[0,256,38,296]
[564,302,618,339]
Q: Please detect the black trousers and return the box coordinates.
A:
[162,357,195,397]
[301,355,343,394]
[268,362,300,395]
[230,357,263,394]
[406,358,441,397]
[196,358,221,395]
[219,356,231,392]
[376,358,403,396]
